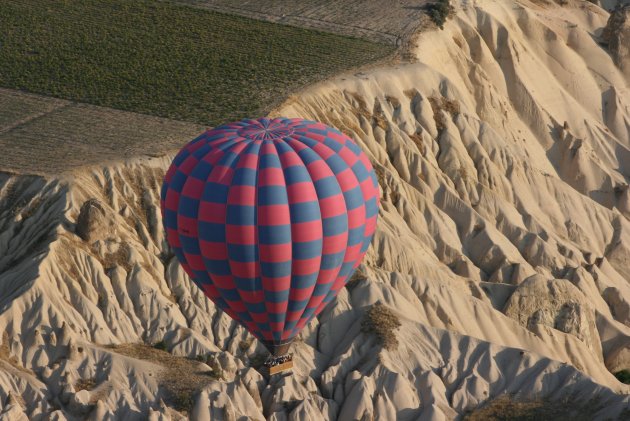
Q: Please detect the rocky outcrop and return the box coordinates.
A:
[597,1,630,12]
[503,276,603,358]
[602,5,630,78]
[75,199,113,243]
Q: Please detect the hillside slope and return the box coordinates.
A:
[1,0,630,420]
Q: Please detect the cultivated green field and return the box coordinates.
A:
[0,0,393,126]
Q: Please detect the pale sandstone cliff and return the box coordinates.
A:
[1,0,630,419]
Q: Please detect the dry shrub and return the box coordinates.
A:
[101,241,131,271]
[346,268,367,290]
[171,390,196,413]
[464,394,607,421]
[371,100,389,130]
[248,353,267,370]
[207,358,224,380]
[75,377,97,391]
[428,95,461,133]
[0,332,32,374]
[345,91,375,128]
[238,337,254,352]
[110,343,220,415]
[373,165,386,190]
[361,303,401,350]
[347,91,370,115]
[408,132,425,154]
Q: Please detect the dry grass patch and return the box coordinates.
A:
[373,165,387,191]
[75,377,97,391]
[100,241,131,272]
[464,394,608,421]
[428,95,460,133]
[361,303,401,350]
[238,337,255,352]
[371,100,389,130]
[346,91,374,123]
[346,267,368,290]
[109,343,219,414]
[408,132,425,154]
[343,91,390,130]
[0,333,33,375]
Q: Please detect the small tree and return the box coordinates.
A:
[614,370,630,384]
[427,0,454,30]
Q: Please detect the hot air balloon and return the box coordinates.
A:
[160,117,379,371]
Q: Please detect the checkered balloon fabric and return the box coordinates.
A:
[161,117,379,346]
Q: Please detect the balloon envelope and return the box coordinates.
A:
[161,117,379,354]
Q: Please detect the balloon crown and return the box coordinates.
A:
[237,117,295,141]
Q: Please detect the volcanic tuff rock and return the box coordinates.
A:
[602,4,630,78]
[503,276,603,358]
[598,0,630,11]
[1,0,630,420]
[75,199,114,243]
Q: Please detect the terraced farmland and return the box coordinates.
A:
[0,0,394,127]
[181,0,434,44]
[0,89,204,175]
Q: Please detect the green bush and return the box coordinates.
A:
[153,340,168,351]
[427,0,454,30]
[614,369,630,384]
[238,337,255,352]
[171,390,195,413]
[248,353,267,370]
[208,358,224,380]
